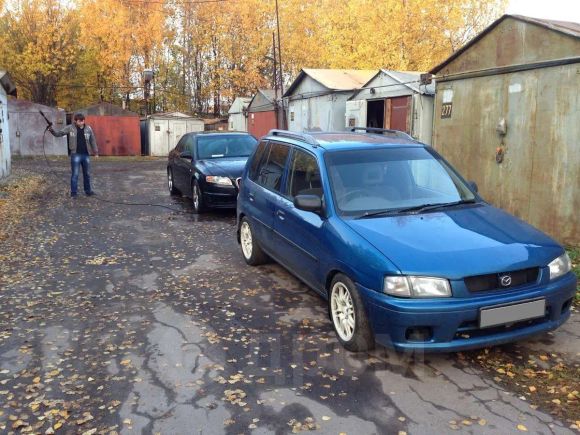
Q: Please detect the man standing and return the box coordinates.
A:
[49,113,98,197]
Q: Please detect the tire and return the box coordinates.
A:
[329,274,375,352]
[168,168,180,195]
[192,179,206,213]
[239,217,268,266]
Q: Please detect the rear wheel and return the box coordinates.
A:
[168,168,180,195]
[239,217,268,266]
[192,180,206,213]
[329,274,375,352]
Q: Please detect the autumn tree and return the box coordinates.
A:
[0,0,80,106]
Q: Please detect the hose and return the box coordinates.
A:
[41,128,193,215]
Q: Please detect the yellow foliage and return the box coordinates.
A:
[0,0,505,113]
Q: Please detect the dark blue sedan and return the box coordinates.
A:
[236,129,576,352]
[167,132,257,212]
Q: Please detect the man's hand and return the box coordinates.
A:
[94,154,99,159]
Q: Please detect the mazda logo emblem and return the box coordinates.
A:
[499,274,512,287]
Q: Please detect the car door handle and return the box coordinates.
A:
[276,210,286,220]
[248,193,255,202]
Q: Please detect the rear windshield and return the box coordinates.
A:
[324,147,475,217]
[197,135,257,159]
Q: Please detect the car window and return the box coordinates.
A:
[249,140,269,182]
[197,135,257,159]
[325,147,475,216]
[288,149,322,199]
[256,142,290,192]
[175,137,185,153]
[184,135,195,155]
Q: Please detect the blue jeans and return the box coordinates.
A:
[70,153,92,195]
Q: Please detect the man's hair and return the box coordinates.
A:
[73,113,85,121]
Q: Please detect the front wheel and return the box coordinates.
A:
[168,168,180,195]
[239,217,268,266]
[192,180,206,213]
[329,274,375,352]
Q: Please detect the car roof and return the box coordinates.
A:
[187,131,252,137]
[263,130,425,152]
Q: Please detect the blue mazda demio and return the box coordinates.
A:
[236,129,576,352]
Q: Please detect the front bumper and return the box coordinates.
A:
[203,183,237,209]
[359,272,576,352]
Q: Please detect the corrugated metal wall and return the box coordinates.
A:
[433,64,580,244]
[8,101,67,156]
[85,115,141,156]
[248,111,277,138]
[0,91,9,179]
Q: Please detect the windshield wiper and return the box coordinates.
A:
[397,199,477,214]
[355,199,477,219]
[356,209,401,219]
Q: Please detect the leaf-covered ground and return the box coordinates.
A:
[1,158,578,434]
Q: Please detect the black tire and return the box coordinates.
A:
[192,179,206,213]
[239,217,268,266]
[329,274,375,352]
[168,168,180,195]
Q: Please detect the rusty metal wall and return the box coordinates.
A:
[85,116,141,156]
[248,110,277,139]
[432,63,580,245]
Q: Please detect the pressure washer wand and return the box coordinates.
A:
[38,110,52,130]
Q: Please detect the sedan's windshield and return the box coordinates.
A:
[325,147,476,217]
[197,135,257,159]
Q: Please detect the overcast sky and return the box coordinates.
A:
[508,0,580,23]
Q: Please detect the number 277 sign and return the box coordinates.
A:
[441,103,452,119]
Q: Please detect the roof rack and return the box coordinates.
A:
[267,129,319,146]
[349,127,413,140]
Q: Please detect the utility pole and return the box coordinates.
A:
[272,32,279,129]
[275,0,286,128]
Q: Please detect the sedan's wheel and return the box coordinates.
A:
[329,274,374,352]
[192,180,206,213]
[239,217,268,266]
[168,169,180,195]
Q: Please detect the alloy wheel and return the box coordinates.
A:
[331,282,356,341]
[240,221,253,260]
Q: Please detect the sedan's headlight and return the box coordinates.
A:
[548,253,571,280]
[206,175,232,186]
[384,276,451,298]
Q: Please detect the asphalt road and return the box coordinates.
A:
[0,158,578,435]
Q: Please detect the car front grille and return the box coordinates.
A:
[464,267,539,292]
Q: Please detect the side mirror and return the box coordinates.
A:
[468,181,478,193]
[294,194,322,213]
[180,151,192,160]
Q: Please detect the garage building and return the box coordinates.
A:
[430,14,580,244]
[346,70,434,144]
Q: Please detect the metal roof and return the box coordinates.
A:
[283,69,377,97]
[349,69,435,100]
[431,14,580,74]
[227,96,252,114]
[145,111,203,120]
[76,102,138,117]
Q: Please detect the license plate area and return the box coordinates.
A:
[479,299,546,329]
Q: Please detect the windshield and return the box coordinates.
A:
[197,135,257,159]
[324,147,476,217]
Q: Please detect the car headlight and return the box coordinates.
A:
[548,253,571,280]
[206,175,232,186]
[384,276,451,298]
